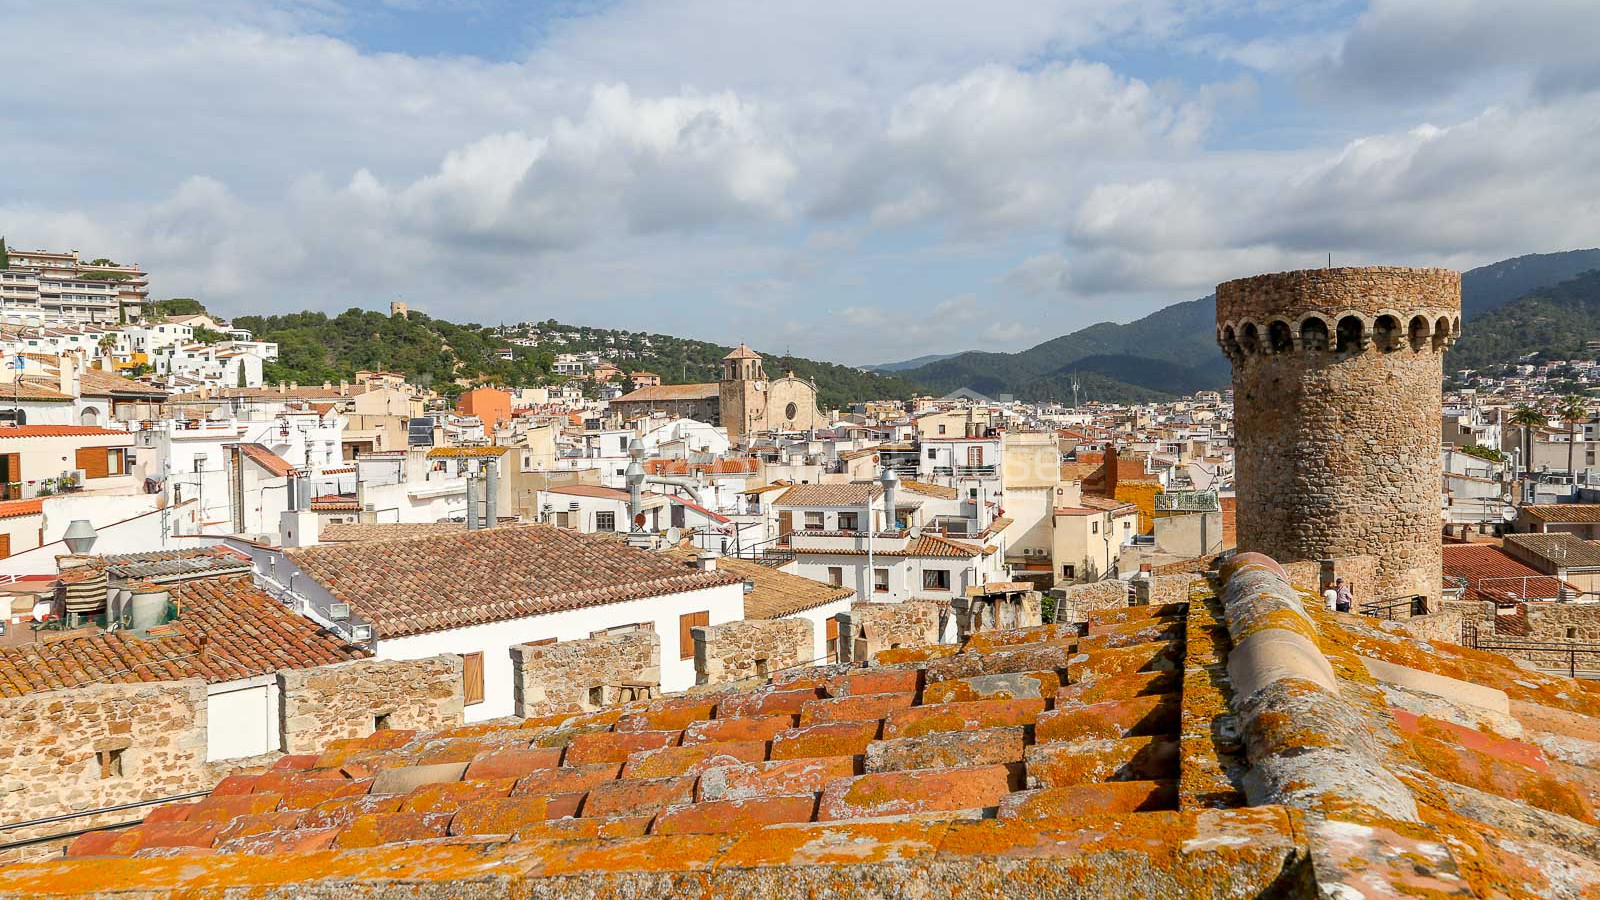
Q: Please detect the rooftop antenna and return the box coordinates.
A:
[1327,253,1332,269]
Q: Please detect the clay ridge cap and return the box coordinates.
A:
[1218,553,1420,824]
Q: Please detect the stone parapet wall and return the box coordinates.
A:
[279,656,463,754]
[839,601,944,663]
[1053,579,1128,624]
[693,618,814,686]
[1219,266,1458,608]
[1147,574,1205,606]
[0,681,211,864]
[951,592,1042,639]
[511,632,660,717]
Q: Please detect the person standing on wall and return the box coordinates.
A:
[1335,578,1353,613]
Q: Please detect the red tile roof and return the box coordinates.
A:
[0,498,44,520]
[1522,504,1600,524]
[237,443,293,478]
[614,383,720,403]
[644,458,759,476]
[0,575,367,697]
[1441,544,1571,603]
[0,425,132,438]
[11,575,1600,898]
[310,494,360,511]
[774,483,883,508]
[284,525,742,639]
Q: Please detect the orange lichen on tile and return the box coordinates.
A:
[563,729,683,766]
[1084,603,1186,631]
[871,645,958,665]
[1391,709,1549,771]
[923,671,1061,704]
[863,725,1026,773]
[63,830,127,858]
[510,762,622,796]
[620,740,769,778]
[295,794,405,829]
[1077,623,1184,656]
[275,778,375,810]
[1024,736,1179,788]
[1057,670,1179,705]
[462,746,565,780]
[652,795,819,835]
[1403,730,1593,823]
[923,643,1077,683]
[997,780,1178,819]
[140,803,197,824]
[768,720,882,760]
[1065,639,1183,683]
[513,814,654,841]
[332,811,454,848]
[961,623,1079,654]
[523,832,731,877]
[882,698,1046,739]
[825,669,923,697]
[714,819,951,868]
[798,692,917,724]
[446,796,552,835]
[213,825,342,855]
[614,701,718,732]
[107,821,227,855]
[583,774,698,818]
[682,714,798,745]
[398,777,517,813]
[716,687,824,718]
[696,755,862,802]
[816,764,1016,820]
[1035,693,1181,742]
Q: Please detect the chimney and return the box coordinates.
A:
[695,550,718,572]
[59,352,81,397]
[322,381,332,391]
[290,381,299,391]
[339,380,349,396]
[464,463,480,531]
[278,380,287,394]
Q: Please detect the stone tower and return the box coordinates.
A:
[1216,267,1461,606]
[719,343,766,445]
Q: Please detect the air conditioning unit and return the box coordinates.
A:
[329,603,350,620]
[350,623,374,642]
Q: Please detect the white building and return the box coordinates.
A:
[243,525,746,722]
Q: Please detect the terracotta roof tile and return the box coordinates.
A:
[1523,504,1600,523]
[0,575,366,697]
[285,525,742,639]
[615,383,720,403]
[668,552,852,619]
[1442,544,1572,603]
[774,483,883,507]
[236,443,293,478]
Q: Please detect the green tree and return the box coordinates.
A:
[1508,404,1545,476]
[1558,394,1590,479]
[0,236,8,270]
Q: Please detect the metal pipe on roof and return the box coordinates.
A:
[484,458,498,529]
[464,462,479,531]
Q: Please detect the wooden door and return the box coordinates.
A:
[462,652,485,706]
[777,510,793,539]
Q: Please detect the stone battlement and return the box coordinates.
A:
[1217,267,1460,361]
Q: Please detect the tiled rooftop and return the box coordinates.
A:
[1521,504,1600,523]
[1442,543,1571,603]
[773,483,884,508]
[236,443,294,478]
[615,383,720,402]
[1502,532,1600,568]
[284,525,742,639]
[319,522,471,543]
[12,558,1600,897]
[688,554,854,619]
[98,545,254,582]
[0,575,366,697]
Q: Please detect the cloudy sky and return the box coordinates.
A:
[5,1,1599,365]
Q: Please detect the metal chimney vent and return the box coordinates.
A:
[329,603,351,620]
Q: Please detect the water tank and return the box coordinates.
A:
[128,586,171,630]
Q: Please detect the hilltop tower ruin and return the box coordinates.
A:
[1217,267,1461,606]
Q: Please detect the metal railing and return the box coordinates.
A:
[1358,595,1428,621]
[1462,621,1600,680]
[0,790,213,853]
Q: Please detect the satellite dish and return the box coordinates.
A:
[633,512,646,527]
[666,527,682,545]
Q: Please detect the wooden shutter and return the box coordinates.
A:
[75,446,110,480]
[777,511,793,538]
[0,533,10,560]
[826,616,839,643]
[679,610,709,660]
[462,652,484,705]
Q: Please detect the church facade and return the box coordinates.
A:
[608,344,825,444]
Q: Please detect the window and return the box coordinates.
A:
[928,448,937,459]
[937,424,947,435]
[595,511,616,532]
[969,489,978,500]
[804,511,825,530]
[873,568,889,593]
[462,652,484,706]
[589,686,606,707]
[373,713,392,732]
[97,747,125,779]
[1092,521,1099,534]
[922,569,951,591]
[785,402,798,420]
[755,657,770,677]
[679,610,710,659]
[827,566,843,587]
[1123,520,1131,530]
[837,512,859,531]
[1061,564,1075,578]
[966,446,984,466]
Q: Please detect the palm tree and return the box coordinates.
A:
[1558,394,1590,482]
[1509,404,1545,475]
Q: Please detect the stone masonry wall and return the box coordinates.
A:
[511,632,660,718]
[279,656,464,754]
[1148,574,1204,606]
[839,601,944,663]
[0,681,212,865]
[1219,267,1460,607]
[693,618,814,687]
[1053,579,1129,624]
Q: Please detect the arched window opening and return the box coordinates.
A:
[1335,316,1364,353]
[1433,316,1451,351]
[1373,315,1401,352]
[1238,323,1261,354]
[1300,318,1330,351]
[1408,315,1430,351]
[1267,321,1294,354]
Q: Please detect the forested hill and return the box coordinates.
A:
[227,309,915,408]
[1447,268,1600,370]
[507,319,916,410]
